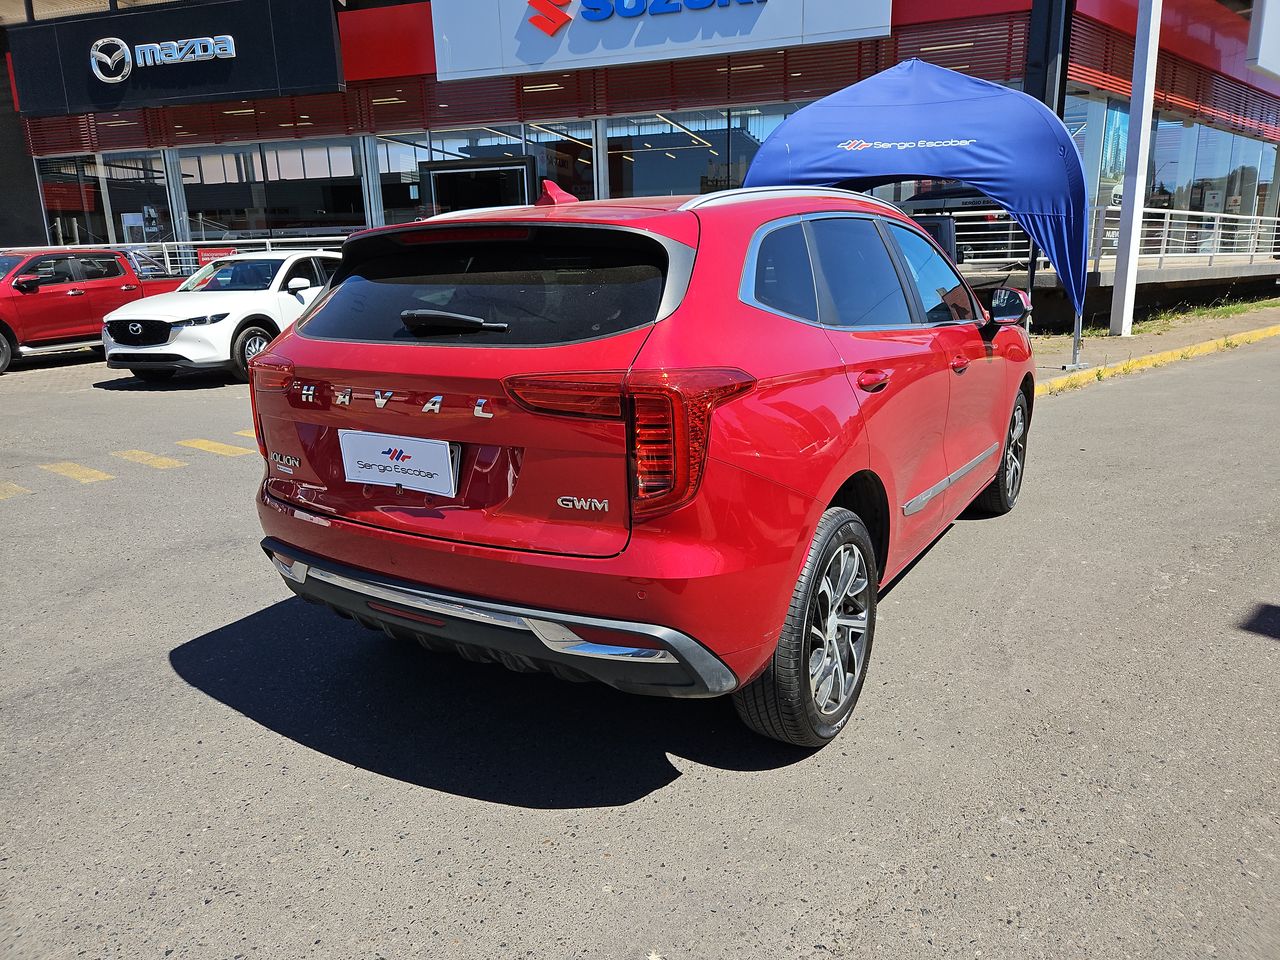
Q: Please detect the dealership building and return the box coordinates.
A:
[0,0,1275,302]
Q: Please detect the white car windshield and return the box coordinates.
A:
[178,258,285,292]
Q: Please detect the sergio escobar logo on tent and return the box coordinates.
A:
[839,137,978,151]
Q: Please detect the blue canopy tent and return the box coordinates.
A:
[745,59,1089,361]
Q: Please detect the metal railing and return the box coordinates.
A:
[949,205,1280,276]
[6,236,351,277]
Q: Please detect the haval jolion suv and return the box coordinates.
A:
[251,186,1035,747]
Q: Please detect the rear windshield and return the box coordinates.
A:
[300,226,669,347]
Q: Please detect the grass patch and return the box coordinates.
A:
[1079,295,1280,338]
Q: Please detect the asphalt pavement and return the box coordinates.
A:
[1,343,1277,959]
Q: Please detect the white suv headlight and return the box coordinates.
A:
[173,313,230,327]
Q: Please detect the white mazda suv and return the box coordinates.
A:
[103,251,340,383]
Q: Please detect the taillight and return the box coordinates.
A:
[247,352,294,457]
[505,368,755,521]
[506,372,625,419]
[626,369,755,520]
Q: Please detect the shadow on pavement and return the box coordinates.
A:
[1240,603,1280,640]
[169,598,808,809]
[94,371,233,391]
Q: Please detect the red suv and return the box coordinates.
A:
[251,187,1035,747]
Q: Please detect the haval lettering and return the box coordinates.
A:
[251,186,1035,747]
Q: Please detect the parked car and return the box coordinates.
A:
[103,251,340,382]
[0,248,182,374]
[249,187,1035,748]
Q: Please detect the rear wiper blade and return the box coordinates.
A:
[400,308,509,333]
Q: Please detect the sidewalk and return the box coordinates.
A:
[1031,300,1280,374]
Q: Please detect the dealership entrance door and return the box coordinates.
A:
[421,158,536,216]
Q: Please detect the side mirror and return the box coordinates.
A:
[287,277,311,294]
[990,287,1032,326]
[13,275,42,293]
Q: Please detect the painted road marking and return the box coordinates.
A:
[0,481,32,501]
[39,462,114,484]
[111,449,188,470]
[177,438,257,458]
[235,429,257,438]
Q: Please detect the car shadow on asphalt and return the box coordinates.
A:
[169,597,810,809]
[94,372,233,391]
[1240,603,1280,640]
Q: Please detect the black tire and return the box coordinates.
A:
[130,368,175,383]
[0,334,11,375]
[231,325,273,383]
[975,391,1030,516]
[733,507,878,748]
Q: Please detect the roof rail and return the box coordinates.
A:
[677,186,902,213]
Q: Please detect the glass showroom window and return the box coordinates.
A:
[606,110,730,197]
[260,138,365,237]
[727,103,809,190]
[37,152,172,245]
[522,120,596,200]
[179,139,365,239]
[376,135,432,224]
[179,144,268,240]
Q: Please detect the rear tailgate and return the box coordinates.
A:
[254,218,697,559]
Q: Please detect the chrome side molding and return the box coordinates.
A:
[903,442,1000,516]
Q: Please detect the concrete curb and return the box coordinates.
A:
[1035,323,1280,398]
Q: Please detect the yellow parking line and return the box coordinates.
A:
[0,481,32,501]
[234,429,257,438]
[177,438,257,458]
[39,462,114,484]
[111,449,188,470]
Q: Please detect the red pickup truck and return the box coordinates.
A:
[0,248,183,374]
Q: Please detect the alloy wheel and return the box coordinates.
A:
[243,334,269,363]
[1006,403,1027,503]
[808,541,872,716]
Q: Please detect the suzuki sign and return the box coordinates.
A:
[431,0,892,81]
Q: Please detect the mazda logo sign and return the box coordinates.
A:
[90,37,133,84]
[128,322,143,336]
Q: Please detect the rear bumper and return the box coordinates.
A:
[263,537,738,699]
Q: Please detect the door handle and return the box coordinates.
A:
[120,284,138,291]
[856,369,891,393]
[67,289,86,297]
[950,355,970,373]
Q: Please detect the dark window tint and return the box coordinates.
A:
[302,227,668,347]
[807,218,913,328]
[27,256,77,285]
[315,257,340,282]
[77,256,125,280]
[282,258,322,290]
[888,225,979,324]
[752,222,817,322]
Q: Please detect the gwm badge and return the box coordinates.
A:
[89,33,236,85]
[90,38,132,84]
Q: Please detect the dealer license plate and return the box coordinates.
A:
[338,429,459,498]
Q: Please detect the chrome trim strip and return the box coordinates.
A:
[902,442,1000,516]
[18,338,102,356]
[268,547,729,689]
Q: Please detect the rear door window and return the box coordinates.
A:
[750,222,818,322]
[302,226,670,347]
[807,217,913,328]
[77,255,125,280]
[888,224,980,325]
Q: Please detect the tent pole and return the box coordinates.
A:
[1067,313,1085,370]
